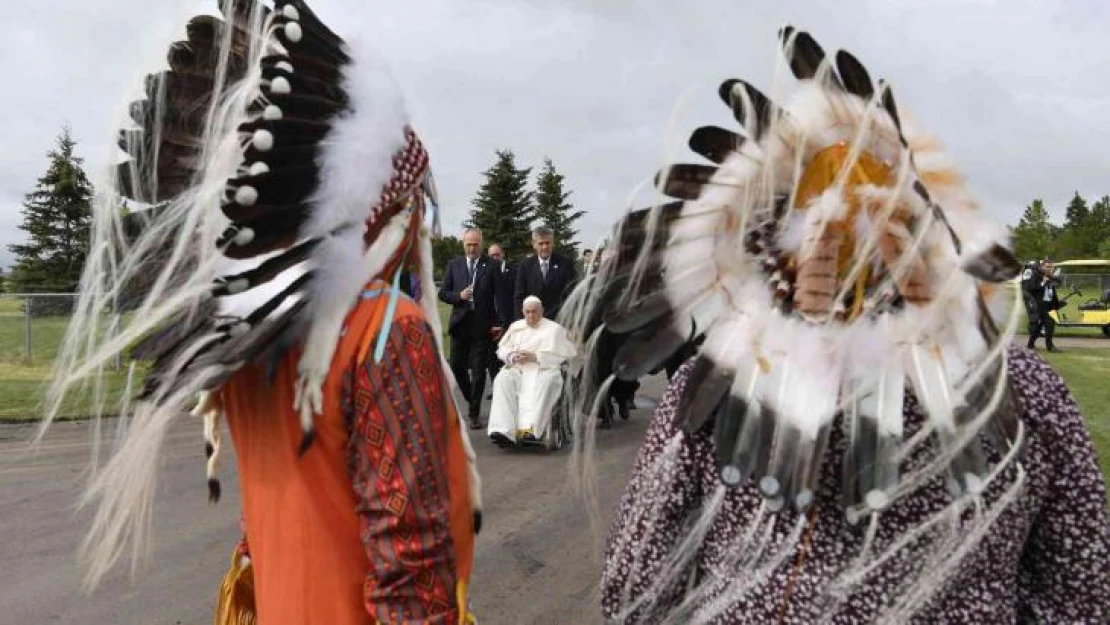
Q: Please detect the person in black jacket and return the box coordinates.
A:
[1023,258,1063,352]
[438,228,502,428]
[486,243,515,390]
[513,225,578,321]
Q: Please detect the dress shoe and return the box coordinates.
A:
[490,432,514,447]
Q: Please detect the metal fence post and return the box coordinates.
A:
[24,295,32,363]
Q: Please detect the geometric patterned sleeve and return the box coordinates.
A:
[343,313,461,624]
[1010,349,1110,623]
[601,359,708,623]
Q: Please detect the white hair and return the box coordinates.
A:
[523,295,543,311]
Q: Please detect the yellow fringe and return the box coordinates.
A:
[214,551,257,625]
[457,580,478,624]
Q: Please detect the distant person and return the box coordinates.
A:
[486,243,515,392]
[514,225,577,321]
[1024,258,1063,352]
[581,249,594,272]
[488,296,577,447]
[439,228,501,428]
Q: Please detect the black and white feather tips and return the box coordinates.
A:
[562,26,1025,519]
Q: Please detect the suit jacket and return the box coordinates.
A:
[438,254,500,336]
[513,253,577,320]
[492,260,516,327]
[1027,277,1062,313]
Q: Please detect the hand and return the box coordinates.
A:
[460,286,473,301]
[490,326,503,340]
[514,351,536,364]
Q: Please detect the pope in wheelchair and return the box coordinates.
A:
[488,296,577,448]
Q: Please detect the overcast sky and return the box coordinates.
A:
[2,0,1108,269]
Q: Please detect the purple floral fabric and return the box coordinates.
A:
[602,347,1110,623]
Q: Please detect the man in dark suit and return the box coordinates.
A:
[513,225,578,321]
[485,243,515,391]
[438,228,501,428]
[1024,257,1063,352]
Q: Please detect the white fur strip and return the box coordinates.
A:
[302,33,409,239]
[294,214,409,423]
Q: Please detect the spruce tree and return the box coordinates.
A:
[1087,196,1110,259]
[533,158,586,259]
[9,127,94,294]
[1058,192,1095,258]
[1010,199,1056,262]
[466,150,535,260]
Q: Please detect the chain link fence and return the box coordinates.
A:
[0,293,127,368]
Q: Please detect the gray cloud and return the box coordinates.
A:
[2,0,1108,269]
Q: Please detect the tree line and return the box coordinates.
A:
[10,126,1108,300]
[431,149,584,278]
[1011,193,1110,263]
[7,129,585,293]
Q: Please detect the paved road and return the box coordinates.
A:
[1020,335,1110,349]
[0,376,667,625]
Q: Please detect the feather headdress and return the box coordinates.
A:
[41,0,479,588]
[564,26,1024,520]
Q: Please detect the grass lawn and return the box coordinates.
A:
[1040,349,1110,480]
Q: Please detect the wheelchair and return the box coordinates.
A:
[507,364,573,452]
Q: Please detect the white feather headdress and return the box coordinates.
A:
[563,25,1025,518]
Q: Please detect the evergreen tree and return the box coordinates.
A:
[1087,196,1110,259]
[430,234,463,281]
[466,150,535,260]
[533,158,586,259]
[1011,199,1056,262]
[1057,192,1096,258]
[8,127,94,293]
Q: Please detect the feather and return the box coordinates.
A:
[212,239,319,295]
[877,80,905,136]
[718,79,776,138]
[602,290,676,335]
[225,165,321,208]
[835,49,875,101]
[260,65,349,104]
[675,355,733,433]
[780,27,839,88]
[248,91,344,121]
[655,163,720,200]
[960,243,1021,283]
[612,321,692,381]
[843,365,904,511]
[688,126,746,164]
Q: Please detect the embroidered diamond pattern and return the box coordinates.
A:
[386,491,408,516]
[415,569,436,590]
[366,422,385,448]
[415,358,434,381]
[355,387,373,413]
[377,455,395,481]
[403,321,426,348]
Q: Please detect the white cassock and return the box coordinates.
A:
[488,318,578,441]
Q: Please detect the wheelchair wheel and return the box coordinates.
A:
[544,411,565,451]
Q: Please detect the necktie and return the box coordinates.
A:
[468,259,475,282]
[541,260,548,281]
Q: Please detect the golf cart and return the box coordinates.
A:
[1044,260,1110,338]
